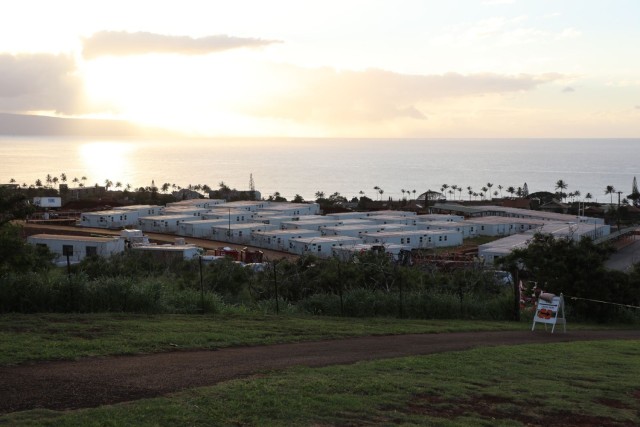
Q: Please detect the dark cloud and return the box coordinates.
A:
[252,66,562,123]
[562,86,575,93]
[0,53,87,114]
[82,31,281,59]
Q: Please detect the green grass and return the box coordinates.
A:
[3,340,639,426]
[0,313,532,366]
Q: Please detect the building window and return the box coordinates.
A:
[407,238,411,244]
[317,245,322,252]
[62,244,74,256]
[86,246,97,257]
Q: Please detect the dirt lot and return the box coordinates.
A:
[1,329,639,414]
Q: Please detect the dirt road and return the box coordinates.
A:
[1,329,639,414]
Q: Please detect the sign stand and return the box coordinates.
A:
[531,293,566,333]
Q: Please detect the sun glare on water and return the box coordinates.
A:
[79,142,135,185]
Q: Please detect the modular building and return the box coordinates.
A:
[259,202,320,216]
[251,229,321,252]
[166,199,225,209]
[202,208,255,223]
[120,205,164,216]
[80,210,139,229]
[162,206,210,217]
[33,196,62,208]
[288,235,362,257]
[416,221,477,238]
[137,214,195,233]
[27,233,125,264]
[321,224,385,238]
[478,222,611,264]
[416,214,464,222]
[464,216,524,237]
[365,210,417,218]
[256,215,302,228]
[177,219,228,238]
[326,212,369,221]
[211,222,278,244]
[362,229,463,249]
[366,215,417,226]
[281,218,343,231]
[332,243,412,262]
[215,200,271,212]
[132,243,201,260]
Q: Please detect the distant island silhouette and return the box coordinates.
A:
[0,113,173,137]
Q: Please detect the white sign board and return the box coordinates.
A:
[531,293,566,333]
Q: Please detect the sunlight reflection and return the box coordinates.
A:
[79,142,135,186]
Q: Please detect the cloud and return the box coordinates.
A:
[249,66,562,124]
[82,31,281,59]
[562,86,575,93]
[482,0,515,5]
[0,53,87,114]
[635,105,640,110]
[434,16,579,48]
[556,28,582,39]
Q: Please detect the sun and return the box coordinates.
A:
[79,141,134,185]
[81,53,278,135]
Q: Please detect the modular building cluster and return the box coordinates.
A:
[28,199,611,266]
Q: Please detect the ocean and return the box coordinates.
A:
[1,137,639,204]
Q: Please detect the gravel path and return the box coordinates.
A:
[1,329,639,414]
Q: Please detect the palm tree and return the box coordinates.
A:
[605,185,616,204]
[481,186,488,200]
[468,189,473,201]
[104,179,113,191]
[450,185,458,200]
[486,183,493,200]
[412,189,416,200]
[373,186,380,201]
[315,191,325,200]
[401,189,406,200]
[555,179,568,201]
[507,186,515,198]
[497,184,503,198]
[60,173,67,184]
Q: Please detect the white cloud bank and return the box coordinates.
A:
[0,53,86,114]
[82,31,281,59]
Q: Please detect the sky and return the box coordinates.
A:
[1,0,639,138]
